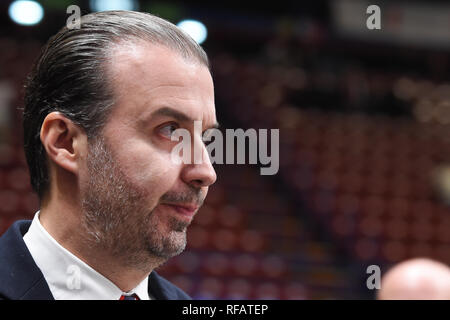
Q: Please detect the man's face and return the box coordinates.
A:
[78,43,217,267]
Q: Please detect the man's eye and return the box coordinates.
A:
[158,123,179,139]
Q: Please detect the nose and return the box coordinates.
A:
[180,140,217,189]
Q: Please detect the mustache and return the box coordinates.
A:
[159,187,205,207]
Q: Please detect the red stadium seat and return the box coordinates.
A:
[253,281,282,300]
[230,253,258,277]
[212,228,237,251]
[202,253,230,277]
[224,278,252,300]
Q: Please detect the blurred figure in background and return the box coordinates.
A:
[378,258,450,300]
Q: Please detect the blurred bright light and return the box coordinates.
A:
[89,0,138,12]
[177,19,208,44]
[8,0,44,26]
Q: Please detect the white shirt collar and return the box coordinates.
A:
[23,211,150,300]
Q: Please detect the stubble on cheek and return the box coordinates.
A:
[80,136,151,257]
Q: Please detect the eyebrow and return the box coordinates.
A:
[149,106,220,130]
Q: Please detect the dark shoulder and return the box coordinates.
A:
[148,271,191,300]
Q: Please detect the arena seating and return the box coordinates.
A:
[1,33,449,300]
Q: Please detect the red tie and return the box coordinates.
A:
[119,293,140,300]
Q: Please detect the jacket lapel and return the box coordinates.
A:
[0,220,54,300]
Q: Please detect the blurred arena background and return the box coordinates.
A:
[0,0,449,299]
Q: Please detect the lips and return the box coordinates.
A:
[162,203,199,218]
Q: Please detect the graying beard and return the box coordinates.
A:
[80,135,190,267]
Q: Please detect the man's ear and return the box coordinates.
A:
[40,111,87,175]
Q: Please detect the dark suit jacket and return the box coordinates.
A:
[0,220,191,300]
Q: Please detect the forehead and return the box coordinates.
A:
[106,41,216,126]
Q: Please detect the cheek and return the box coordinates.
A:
[115,142,181,195]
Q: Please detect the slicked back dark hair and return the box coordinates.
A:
[23,10,209,201]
